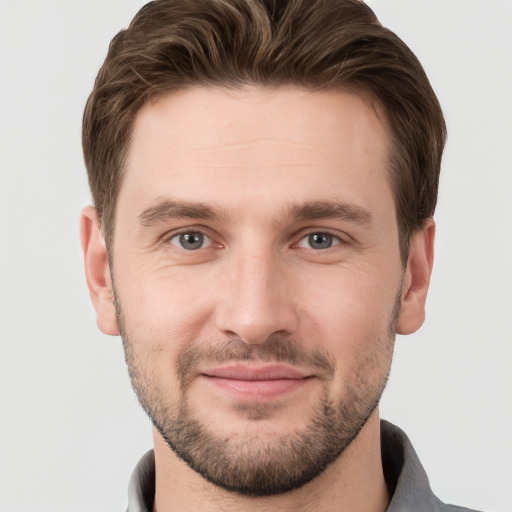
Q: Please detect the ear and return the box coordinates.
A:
[80,206,119,336]
[397,219,435,335]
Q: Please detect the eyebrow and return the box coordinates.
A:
[138,198,373,228]
[287,201,373,226]
[138,199,226,227]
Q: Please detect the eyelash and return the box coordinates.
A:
[168,231,214,251]
[165,228,348,253]
[296,232,344,250]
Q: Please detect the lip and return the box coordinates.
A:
[200,364,313,400]
[204,364,309,380]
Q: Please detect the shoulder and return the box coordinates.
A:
[439,503,484,512]
[381,421,485,512]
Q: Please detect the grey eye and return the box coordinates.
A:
[170,231,211,250]
[298,232,340,250]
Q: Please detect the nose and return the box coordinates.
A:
[214,247,299,345]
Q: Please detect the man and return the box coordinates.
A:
[79,0,479,510]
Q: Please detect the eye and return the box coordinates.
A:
[169,231,212,250]
[297,232,341,250]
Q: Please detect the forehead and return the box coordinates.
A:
[119,86,393,223]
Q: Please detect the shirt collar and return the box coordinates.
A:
[127,448,155,512]
[381,420,443,511]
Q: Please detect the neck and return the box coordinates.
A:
[152,410,389,512]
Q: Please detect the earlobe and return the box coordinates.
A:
[80,206,120,336]
[396,219,435,335]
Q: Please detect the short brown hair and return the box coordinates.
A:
[83,0,446,265]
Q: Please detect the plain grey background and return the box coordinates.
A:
[0,1,511,511]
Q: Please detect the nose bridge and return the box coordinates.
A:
[215,241,297,344]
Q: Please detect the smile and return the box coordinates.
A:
[200,364,314,400]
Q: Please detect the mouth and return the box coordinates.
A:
[200,364,314,400]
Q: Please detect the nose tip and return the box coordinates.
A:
[214,256,298,345]
[218,305,292,346]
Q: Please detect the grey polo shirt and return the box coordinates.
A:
[126,420,481,512]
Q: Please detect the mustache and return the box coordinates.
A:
[177,336,336,384]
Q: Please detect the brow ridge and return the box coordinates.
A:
[138,199,226,227]
[137,198,372,228]
[288,201,373,225]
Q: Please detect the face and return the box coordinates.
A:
[107,87,406,495]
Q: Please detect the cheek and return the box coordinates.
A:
[114,260,217,359]
[132,293,212,353]
[297,266,399,367]
[117,283,206,401]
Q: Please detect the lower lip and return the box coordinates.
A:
[202,376,311,400]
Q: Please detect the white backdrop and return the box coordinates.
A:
[0,1,511,511]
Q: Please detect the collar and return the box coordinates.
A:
[381,420,442,511]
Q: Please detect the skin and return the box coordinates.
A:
[81,86,435,512]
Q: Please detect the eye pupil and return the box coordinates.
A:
[308,233,333,249]
[179,232,204,250]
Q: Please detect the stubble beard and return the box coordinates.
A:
[116,293,399,497]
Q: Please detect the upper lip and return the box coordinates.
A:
[202,364,310,381]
